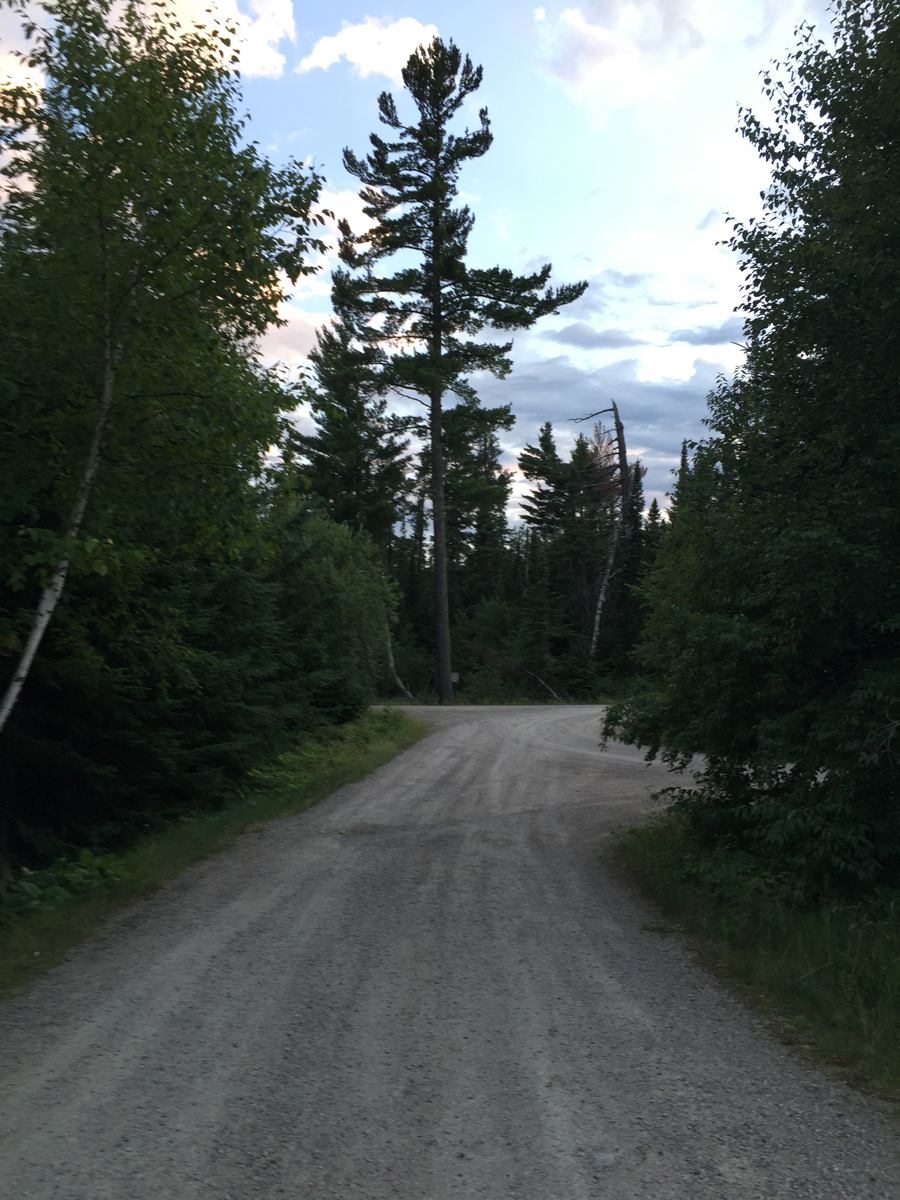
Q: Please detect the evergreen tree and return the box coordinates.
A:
[642,498,666,565]
[518,425,617,659]
[292,318,413,551]
[441,399,514,609]
[336,38,586,702]
[605,0,900,893]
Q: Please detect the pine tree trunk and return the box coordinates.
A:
[430,386,454,704]
[0,316,117,735]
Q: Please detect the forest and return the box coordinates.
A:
[2,0,899,914]
[0,0,648,871]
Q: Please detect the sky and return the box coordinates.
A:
[3,0,837,512]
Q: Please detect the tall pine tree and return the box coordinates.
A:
[336,38,586,702]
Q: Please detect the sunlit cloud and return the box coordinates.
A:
[260,304,333,366]
[298,16,438,83]
[172,0,295,78]
[536,0,710,121]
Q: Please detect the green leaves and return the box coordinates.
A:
[1,849,130,918]
[0,0,395,866]
[605,1,900,894]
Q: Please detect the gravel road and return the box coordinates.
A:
[1,704,898,1199]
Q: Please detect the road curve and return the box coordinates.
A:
[1,704,897,1199]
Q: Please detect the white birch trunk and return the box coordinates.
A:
[384,618,413,699]
[0,327,117,735]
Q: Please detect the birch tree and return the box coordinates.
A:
[0,0,325,733]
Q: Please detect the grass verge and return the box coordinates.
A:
[0,706,428,1001]
[618,812,900,1100]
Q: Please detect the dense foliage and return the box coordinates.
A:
[0,0,394,866]
[297,381,654,700]
[604,0,900,896]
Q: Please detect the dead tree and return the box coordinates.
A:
[572,401,630,659]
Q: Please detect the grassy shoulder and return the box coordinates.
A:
[0,706,428,1001]
[618,812,900,1100]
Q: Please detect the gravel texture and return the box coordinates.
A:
[1,704,898,1199]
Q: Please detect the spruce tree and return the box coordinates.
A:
[336,38,586,702]
[293,318,413,550]
[643,498,664,561]
[518,425,617,646]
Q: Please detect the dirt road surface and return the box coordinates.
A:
[1,705,898,1199]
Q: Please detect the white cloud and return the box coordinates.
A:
[235,0,295,77]
[0,1,296,82]
[298,16,438,83]
[294,188,376,277]
[172,0,295,78]
[575,0,707,56]
[318,188,375,237]
[260,304,332,366]
[258,190,376,368]
[538,0,711,120]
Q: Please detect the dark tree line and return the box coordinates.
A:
[297,381,657,702]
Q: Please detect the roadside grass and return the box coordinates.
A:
[618,812,900,1099]
[0,707,428,1001]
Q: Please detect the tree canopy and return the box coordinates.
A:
[604,0,900,895]
[0,0,395,864]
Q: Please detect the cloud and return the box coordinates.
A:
[476,352,724,503]
[298,17,438,82]
[538,0,708,120]
[670,315,745,345]
[259,304,332,366]
[601,268,651,288]
[542,322,647,349]
[235,0,295,77]
[318,187,374,232]
[696,208,721,231]
[565,268,654,316]
[169,0,295,77]
[575,0,705,53]
[1,2,296,82]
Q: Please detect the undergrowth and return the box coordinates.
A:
[0,707,427,999]
[618,812,900,1098]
